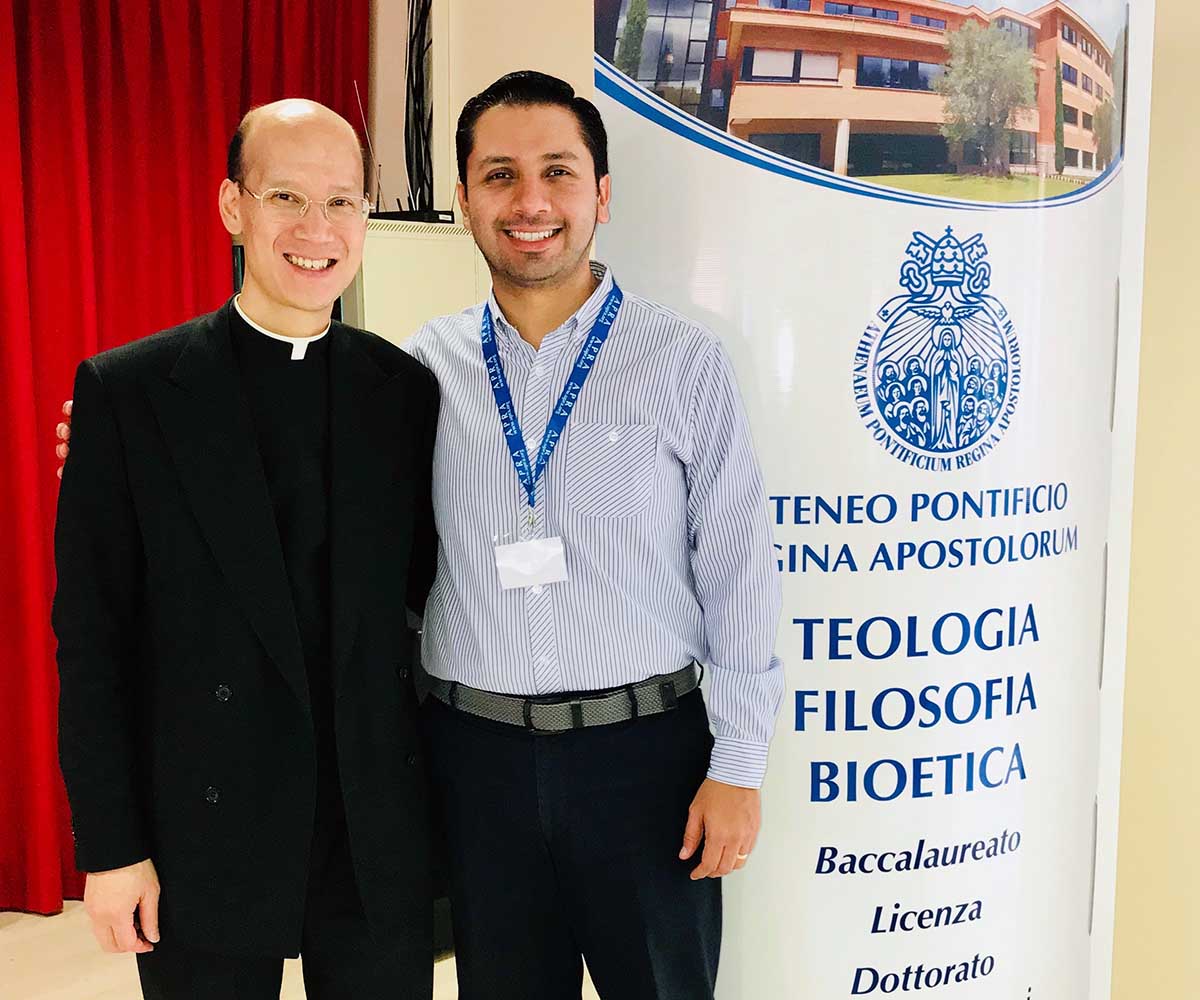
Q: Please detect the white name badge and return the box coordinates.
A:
[494,536,569,590]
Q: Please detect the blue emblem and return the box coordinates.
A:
[853,227,1022,471]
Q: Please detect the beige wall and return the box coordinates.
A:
[444,0,594,116]
[369,0,593,211]
[439,0,594,209]
[1111,0,1200,995]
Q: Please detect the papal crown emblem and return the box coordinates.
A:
[904,226,989,289]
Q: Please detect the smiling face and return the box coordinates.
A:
[457,103,611,292]
[218,101,366,334]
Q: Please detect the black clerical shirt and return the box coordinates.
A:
[228,301,342,840]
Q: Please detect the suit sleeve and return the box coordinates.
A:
[405,369,440,620]
[52,359,150,872]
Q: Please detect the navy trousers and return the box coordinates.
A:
[423,688,721,1000]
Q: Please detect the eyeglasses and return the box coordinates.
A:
[240,186,370,225]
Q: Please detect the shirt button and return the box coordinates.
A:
[406,753,418,767]
[204,786,220,804]
[607,430,620,443]
[398,667,411,681]
[530,585,544,596]
[215,684,232,702]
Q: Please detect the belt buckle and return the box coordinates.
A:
[523,694,587,733]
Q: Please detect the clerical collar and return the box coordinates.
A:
[233,295,331,361]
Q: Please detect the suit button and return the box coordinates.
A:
[205,786,220,804]
[406,753,418,767]
[398,668,410,681]
[215,684,232,702]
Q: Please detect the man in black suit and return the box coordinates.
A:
[52,99,438,999]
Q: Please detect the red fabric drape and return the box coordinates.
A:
[0,0,370,914]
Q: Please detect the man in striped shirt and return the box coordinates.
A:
[409,72,784,999]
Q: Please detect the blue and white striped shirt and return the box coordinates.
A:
[406,263,783,788]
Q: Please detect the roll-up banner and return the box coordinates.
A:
[592,1,1148,996]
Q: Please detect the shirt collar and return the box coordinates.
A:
[233,294,331,361]
[487,262,614,347]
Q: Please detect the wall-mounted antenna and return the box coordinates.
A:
[353,79,384,213]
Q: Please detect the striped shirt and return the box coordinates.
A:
[406,263,783,788]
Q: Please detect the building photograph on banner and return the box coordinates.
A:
[593,0,1135,997]
[595,0,1127,201]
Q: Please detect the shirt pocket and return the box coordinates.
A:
[563,423,659,519]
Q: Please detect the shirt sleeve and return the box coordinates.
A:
[685,337,784,788]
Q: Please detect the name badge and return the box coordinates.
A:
[494,536,569,590]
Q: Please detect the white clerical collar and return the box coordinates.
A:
[233,294,331,361]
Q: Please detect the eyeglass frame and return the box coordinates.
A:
[237,183,371,225]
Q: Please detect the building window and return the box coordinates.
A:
[1009,130,1036,165]
[848,133,950,175]
[911,14,946,29]
[1082,112,1094,130]
[744,46,803,82]
[857,54,943,91]
[758,0,811,8]
[826,3,898,21]
[1061,23,1077,45]
[1062,62,1078,86]
[615,0,716,115]
[801,51,839,80]
[1064,147,1079,167]
[1063,104,1078,125]
[996,17,1035,49]
[711,88,725,107]
[1082,73,1093,93]
[1083,151,1095,169]
[1096,84,1104,101]
[717,38,728,58]
[750,132,822,165]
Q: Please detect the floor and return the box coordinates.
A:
[0,903,600,999]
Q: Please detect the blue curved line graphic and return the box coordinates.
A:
[595,55,1120,212]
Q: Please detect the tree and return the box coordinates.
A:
[1054,57,1065,173]
[936,22,1036,176]
[615,0,648,80]
[1111,22,1127,157]
[1093,99,1115,168]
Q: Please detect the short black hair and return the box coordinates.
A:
[226,107,371,196]
[456,71,609,187]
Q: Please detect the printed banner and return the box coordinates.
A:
[593,1,1133,996]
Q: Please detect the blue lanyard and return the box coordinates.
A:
[481,283,623,509]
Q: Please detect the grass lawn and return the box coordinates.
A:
[855,173,1082,202]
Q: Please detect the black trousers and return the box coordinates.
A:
[136,792,432,1000]
[423,688,721,1000]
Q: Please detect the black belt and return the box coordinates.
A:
[427,663,701,733]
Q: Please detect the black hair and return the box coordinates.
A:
[455,71,609,187]
[226,107,371,196]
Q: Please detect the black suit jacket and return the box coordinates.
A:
[53,300,440,958]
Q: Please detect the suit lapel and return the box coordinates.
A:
[329,326,411,693]
[146,302,309,707]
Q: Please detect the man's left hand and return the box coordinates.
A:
[679,778,760,879]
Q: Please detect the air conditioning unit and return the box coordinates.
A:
[341,219,490,346]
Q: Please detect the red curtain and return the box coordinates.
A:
[0,0,370,914]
